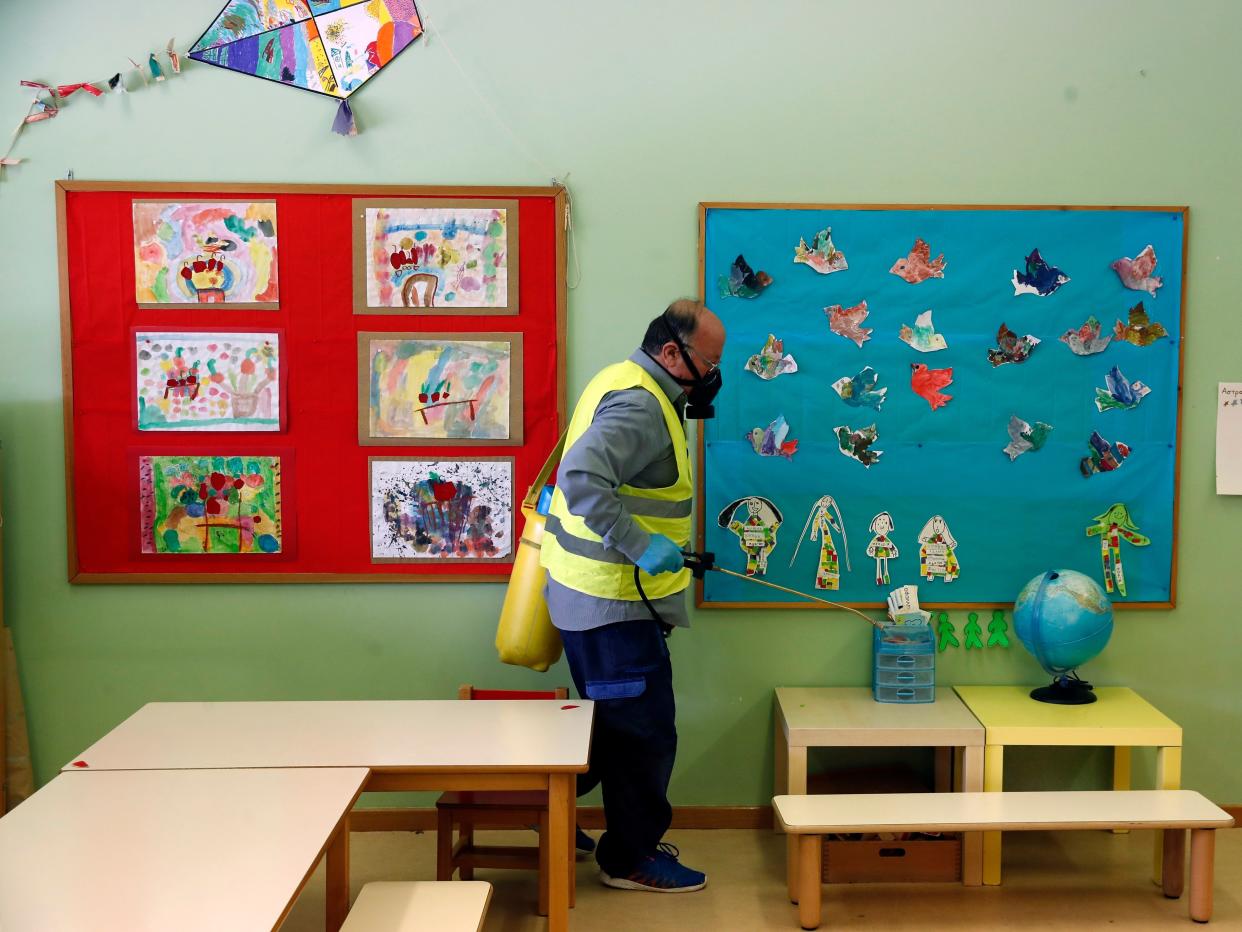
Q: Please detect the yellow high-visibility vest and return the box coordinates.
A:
[540,360,692,601]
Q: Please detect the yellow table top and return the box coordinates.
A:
[952,686,1181,747]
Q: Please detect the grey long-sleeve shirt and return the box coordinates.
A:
[545,350,691,631]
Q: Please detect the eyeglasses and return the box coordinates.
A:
[679,341,720,375]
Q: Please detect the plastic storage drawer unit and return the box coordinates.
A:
[873,622,935,703]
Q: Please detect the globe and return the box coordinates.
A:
[1013,569,1114,704]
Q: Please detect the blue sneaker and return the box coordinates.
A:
[600,843,707,893]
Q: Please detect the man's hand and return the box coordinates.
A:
[636,534,685,575]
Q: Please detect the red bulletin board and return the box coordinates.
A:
[56,182,567,583]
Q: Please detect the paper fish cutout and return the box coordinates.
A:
[793,228,848,274]
[834,424,882,468]
[744,333,798,380]
[910,363,953,410]
[1085,502,1150,597]
[889,237,945,283]
[1060,316,1112,355]
[719,253,773,298]
[789,495,851,591]
[748,415,799,460]
[1003,415,1053,461]
[899,310,948,352]
[832,366,887,411]
[1012,248,1070,296]
[866,512,899,586]
[718,496,783,577]
[825,300,872,348]
[1080,430,1131,477]
[918,515,960,582]
[1113,302,1167,346]
[1094,365,1150,412]
[1112,245,1163,297]
[986,323,1040,366]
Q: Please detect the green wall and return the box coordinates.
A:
[2,0,1240,804]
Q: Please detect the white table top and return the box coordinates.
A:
[341,881,492,932]
[0,767,368,932]
[776,687,985,747]
[63,700,594,773]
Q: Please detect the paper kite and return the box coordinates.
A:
[899,310,948,352]
[748,415,799,460]
[1080,430,1130,477]
[889,237,945,283]
[1012,248,1069,296]
[793,228,848,274]
[1003,415,1052,461]
[718,496,782,577]
[866,512,899,586]
[719,254,772,298]
[834,424,882,468]
[825,300,872,348]
[1095,365,1150,412]
[1112,245,1163,296]
[189,0,425,133]
[744,334,797,380]
[1114,302,1167,346]
[918,515,959,582]
[910,363,953,411]
[1085,502,1150,597]
[831,366,887,411]
[789,495,851,591]
[1060,316,1112,355]
[987,323,1040,366]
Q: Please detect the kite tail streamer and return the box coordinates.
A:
[332,99,358,137]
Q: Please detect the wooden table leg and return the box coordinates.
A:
[547,773,571,932]
[568,783,577,909]
[934,747,952,793]
[798,835,822,930]
[982,744,1004,886]
[1162,828,1186,899]
[783,744,807,904]
[1154,746,1183,885]
[1189,829,1215,922]
[325,814,350,932]
[538,809,550,917]
[1112,746,1131,834]
[960,745,984,887]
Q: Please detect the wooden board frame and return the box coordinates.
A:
[695,201,1189,612]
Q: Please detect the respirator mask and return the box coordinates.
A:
[645,313,722,419]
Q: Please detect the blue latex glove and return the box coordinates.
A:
[635,534,685,575]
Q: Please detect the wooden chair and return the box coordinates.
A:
[435,685,572,916]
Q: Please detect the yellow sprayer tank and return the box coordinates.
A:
[496,487,564,671]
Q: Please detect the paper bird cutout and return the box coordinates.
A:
[987,322,1040,366]
[899,310,948,352]
[1112,245,1163,296]
[718,496,783,577]
[1060,316,1112,355]
[1080,430,1131,477]
[748,415,799,460]
[744,333,797,380]
[1003,415,1052,461]
[834,424,882,468]
[832,366,887,410]
[825,300,872,348]
[910,363,953,410]
[1085,502,1150,597]
[793,228,848,274]
[890,237,945,283]
[1114,302,1167,346]
[719,253,772,298]
[1012,248,1069,296]
[1095,365,1150,412]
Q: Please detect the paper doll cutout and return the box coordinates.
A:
[789,495,851,591]
[918,515,960,582]
[1085,502,1150,597]
[718,253,773,299]
[718,496,783,577]
[748,415,799,460]
[1003,415,1053,461]
[866,512,899,586]
[963,611,984,650]
[1060,316,1112,356]
[834,424,882,467]
[899,310,948,353]
[1112,244,1163,296]
[987,323,1040,366]
[793,227,848,274]
[1012,248,1069,296]
[889,237,945,283]
[825,300,872,348]
[910,363,953,411]
[936,612,959,652]
[1080,431,1131,477]
[744,333,798,380]
[987,610,1011,648]
[1113,301,1167,346]
[832,366,887,411]
[1094,365,1150,412]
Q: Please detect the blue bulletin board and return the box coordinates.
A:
[697,203,1186,609]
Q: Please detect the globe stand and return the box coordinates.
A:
[1030,673,1096,705]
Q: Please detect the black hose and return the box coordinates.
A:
[634,565,673,637]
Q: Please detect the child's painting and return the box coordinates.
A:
[133,200,279,307]
[136,332,281,431]
[353,199,518,314]
[139,454,283,554]
[359,332,523,445]
[369,457,513,563]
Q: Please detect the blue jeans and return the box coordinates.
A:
[559,619,677,876]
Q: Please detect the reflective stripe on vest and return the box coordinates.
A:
[540,360,693,601]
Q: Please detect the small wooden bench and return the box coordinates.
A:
[340,881,492,932]
[774,790,1234,929]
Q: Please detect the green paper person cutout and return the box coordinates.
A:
[963,611,984,650]
[987,610,1011,648]
[937,611,959,652]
